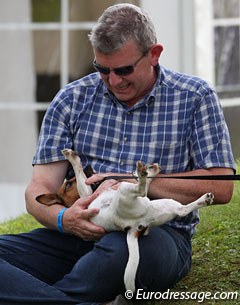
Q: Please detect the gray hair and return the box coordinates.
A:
[88,3,157,54]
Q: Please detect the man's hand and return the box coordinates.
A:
[62,193,106,240]
[85,172,136,193]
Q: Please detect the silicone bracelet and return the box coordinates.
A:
[57,207,68,233]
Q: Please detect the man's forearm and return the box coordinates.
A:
[148,167,234,204]
[25,185,64,230]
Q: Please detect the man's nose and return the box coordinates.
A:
[108,71,123,86]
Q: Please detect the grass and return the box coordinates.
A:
[0,213,42,235]
[0,163,239,304]
[169,188,240,304]
[153,162,240,305]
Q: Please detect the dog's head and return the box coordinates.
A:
[36,164,97,208]
[36,177,79,208]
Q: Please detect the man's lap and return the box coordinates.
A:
[0,228,95,284]
[0,225,192,303]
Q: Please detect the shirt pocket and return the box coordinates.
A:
[148,140,188,172]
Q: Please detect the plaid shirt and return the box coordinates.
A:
[33,65,235,235]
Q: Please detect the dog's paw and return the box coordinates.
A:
[204,193,214,205]
[147,163,160,176]
[136,161,148,177]
[62,149,78,159]
[62,148,73,156]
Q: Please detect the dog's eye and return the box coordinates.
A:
[65,180,72,190]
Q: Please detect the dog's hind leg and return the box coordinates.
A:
[62,149,92,197]
[134,161,160,196]
[135,161,148,196]
[145,163,160,190]
[118,162,160,222]
[133,161,159,196]
[119,161,148,200]
[117,161,160,218]
[176,193,214,217]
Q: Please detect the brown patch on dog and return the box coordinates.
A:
[133,226,148,238]
[36,177,79,208]
[35,165,96,208]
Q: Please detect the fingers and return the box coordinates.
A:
[85,173,136,188]
[76,192,99,209]
[85,173,120,184]
[75,218,105,240]
[95,179,120,193]
[62,194,105,240]
[63,210,105,240]
[85,173,106,185]
[79,206,99,220]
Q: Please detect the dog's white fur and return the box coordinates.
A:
[62,149,214,292]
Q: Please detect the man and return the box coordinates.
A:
[0,3,235,305]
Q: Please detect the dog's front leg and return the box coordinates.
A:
[62,149,92,197]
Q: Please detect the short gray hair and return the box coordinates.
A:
[88,3,157,54]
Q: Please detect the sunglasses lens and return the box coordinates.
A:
[93,61,134,76]
[93,63,110,75]
[114,66,134,76]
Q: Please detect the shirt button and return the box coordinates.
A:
[124,137,128,142]
[120,160,125,166]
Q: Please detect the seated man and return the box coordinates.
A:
[0,3,235,305]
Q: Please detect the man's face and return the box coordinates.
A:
[94,40,161,107]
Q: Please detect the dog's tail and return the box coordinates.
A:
[124,230,140,293]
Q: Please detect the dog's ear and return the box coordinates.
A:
[36,194,64,206]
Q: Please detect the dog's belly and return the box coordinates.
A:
[89,188,147,232]
[89,189,120,230]
[146,199,185,226]
[88,188,117,210]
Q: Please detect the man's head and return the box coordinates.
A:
[89,3,157,54]
[89,4,163,106]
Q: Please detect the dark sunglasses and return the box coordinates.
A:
[93,49,149,76]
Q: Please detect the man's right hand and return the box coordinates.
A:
[62,193,106,240]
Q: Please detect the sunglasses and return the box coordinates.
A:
[93,49,149,76]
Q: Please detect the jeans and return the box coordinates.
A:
[0,225,192,304]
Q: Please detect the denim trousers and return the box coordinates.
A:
[0,225,192,305]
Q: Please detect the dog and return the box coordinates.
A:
[36,149,214,292]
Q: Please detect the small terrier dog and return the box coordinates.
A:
[36,149,214,292]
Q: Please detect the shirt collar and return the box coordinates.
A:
[103,64,162,109]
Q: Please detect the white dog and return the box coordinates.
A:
[37,149,214,292]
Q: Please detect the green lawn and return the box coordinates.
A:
[0,164,239,304]
[155,163,240,305]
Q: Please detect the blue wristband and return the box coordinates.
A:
[57,208,68,233]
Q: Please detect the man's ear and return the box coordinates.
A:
[150,44,163,66]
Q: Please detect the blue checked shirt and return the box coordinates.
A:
[33,65,235,236]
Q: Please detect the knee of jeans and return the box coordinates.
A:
[133,229,175,290]
[94,231,129,272]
